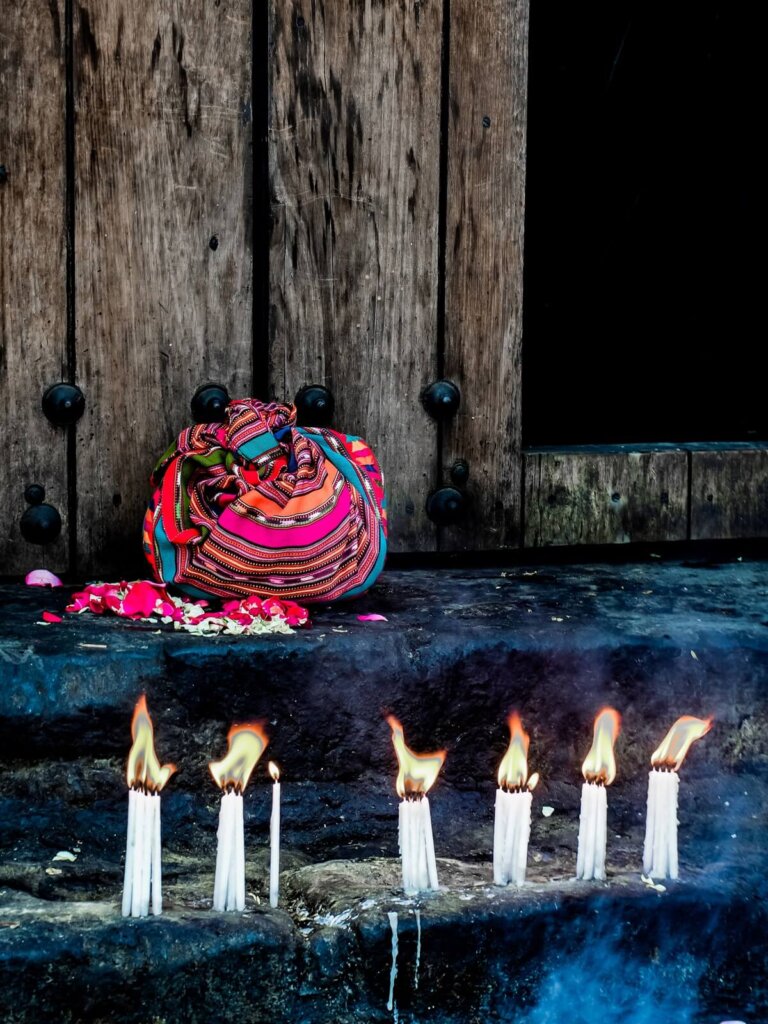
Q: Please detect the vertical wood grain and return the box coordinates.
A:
[441,0,529,551]
[0,0,69,574]
[74,0,253,575]
[269,0,442,552]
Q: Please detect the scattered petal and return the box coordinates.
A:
[357,613,388,622]
[25,569,63,587]
[64,579,309,633]
[52,851,77,862]
[541,806,555,817]
[45,867,63,876]
[42,611,63,623]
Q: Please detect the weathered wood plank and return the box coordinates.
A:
[0,0,69,574]
[269,0,442,552]
[74,0,253,575]
[524,449,688,546]
[690,447,768,540]
[441,0,529,551]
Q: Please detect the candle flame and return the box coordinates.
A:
[126,695,176,792]
[651,715,712,771]
[581,707,621,785]
[498,712,538,791]
[386,715,445,798]
[209,723,268,793]
[269,761,280,782]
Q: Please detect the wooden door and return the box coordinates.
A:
[268,0,530,553]
[0,0,69,575]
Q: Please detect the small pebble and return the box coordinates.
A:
[541,806,555,817]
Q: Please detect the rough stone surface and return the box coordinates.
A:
[1,561,767,1021]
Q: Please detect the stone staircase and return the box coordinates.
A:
[1,563,767,1022]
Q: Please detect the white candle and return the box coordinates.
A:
[122,788,165,917]
[643,768,680,879]
[121,788,137,917]
[150,792,162,916]
[493,788,533,885]
[121,696,176,919]
[269,762,281,908]
[398,797,439,893]
[576,781,607,880]
[576,708,621,881]
[209,723,269,913]
[387,715,445,895]
[643,716,712,881]
[494,713,538,886]
[213,789,246,912]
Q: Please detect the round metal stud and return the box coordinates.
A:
[24,484,46,506]
[42,383,85,427]
[20,502,62,544]
[294,384,335,427]
[191,383,230,423]
[420,379,460,421]
[450,459,470,486]
[426,486,467,526]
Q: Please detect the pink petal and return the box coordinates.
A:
[357,613,388,622]
[42,611,62,623]
[25,569,63,588]
[121,580,167,618]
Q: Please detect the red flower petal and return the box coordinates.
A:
[357,613,388,622]
[42,611,62,623]
[121,580,168,618]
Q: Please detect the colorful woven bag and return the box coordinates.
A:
[143,399,387,603]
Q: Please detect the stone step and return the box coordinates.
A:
[1,863,764,1023]
[0,562,766,1021]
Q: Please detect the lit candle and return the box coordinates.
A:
[268,761,281,908]
[643,715,712,880]
[576,707,621,881]
[493,713,539,886]
[121,695,176,918]
[386,715,446,893]
[209,723,268,912]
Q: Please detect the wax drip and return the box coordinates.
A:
[414,908,421,990]
[386,911,399,1015]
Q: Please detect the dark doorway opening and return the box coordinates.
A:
[522,2,765,446]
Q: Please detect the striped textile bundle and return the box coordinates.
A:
[143,399,387,603]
